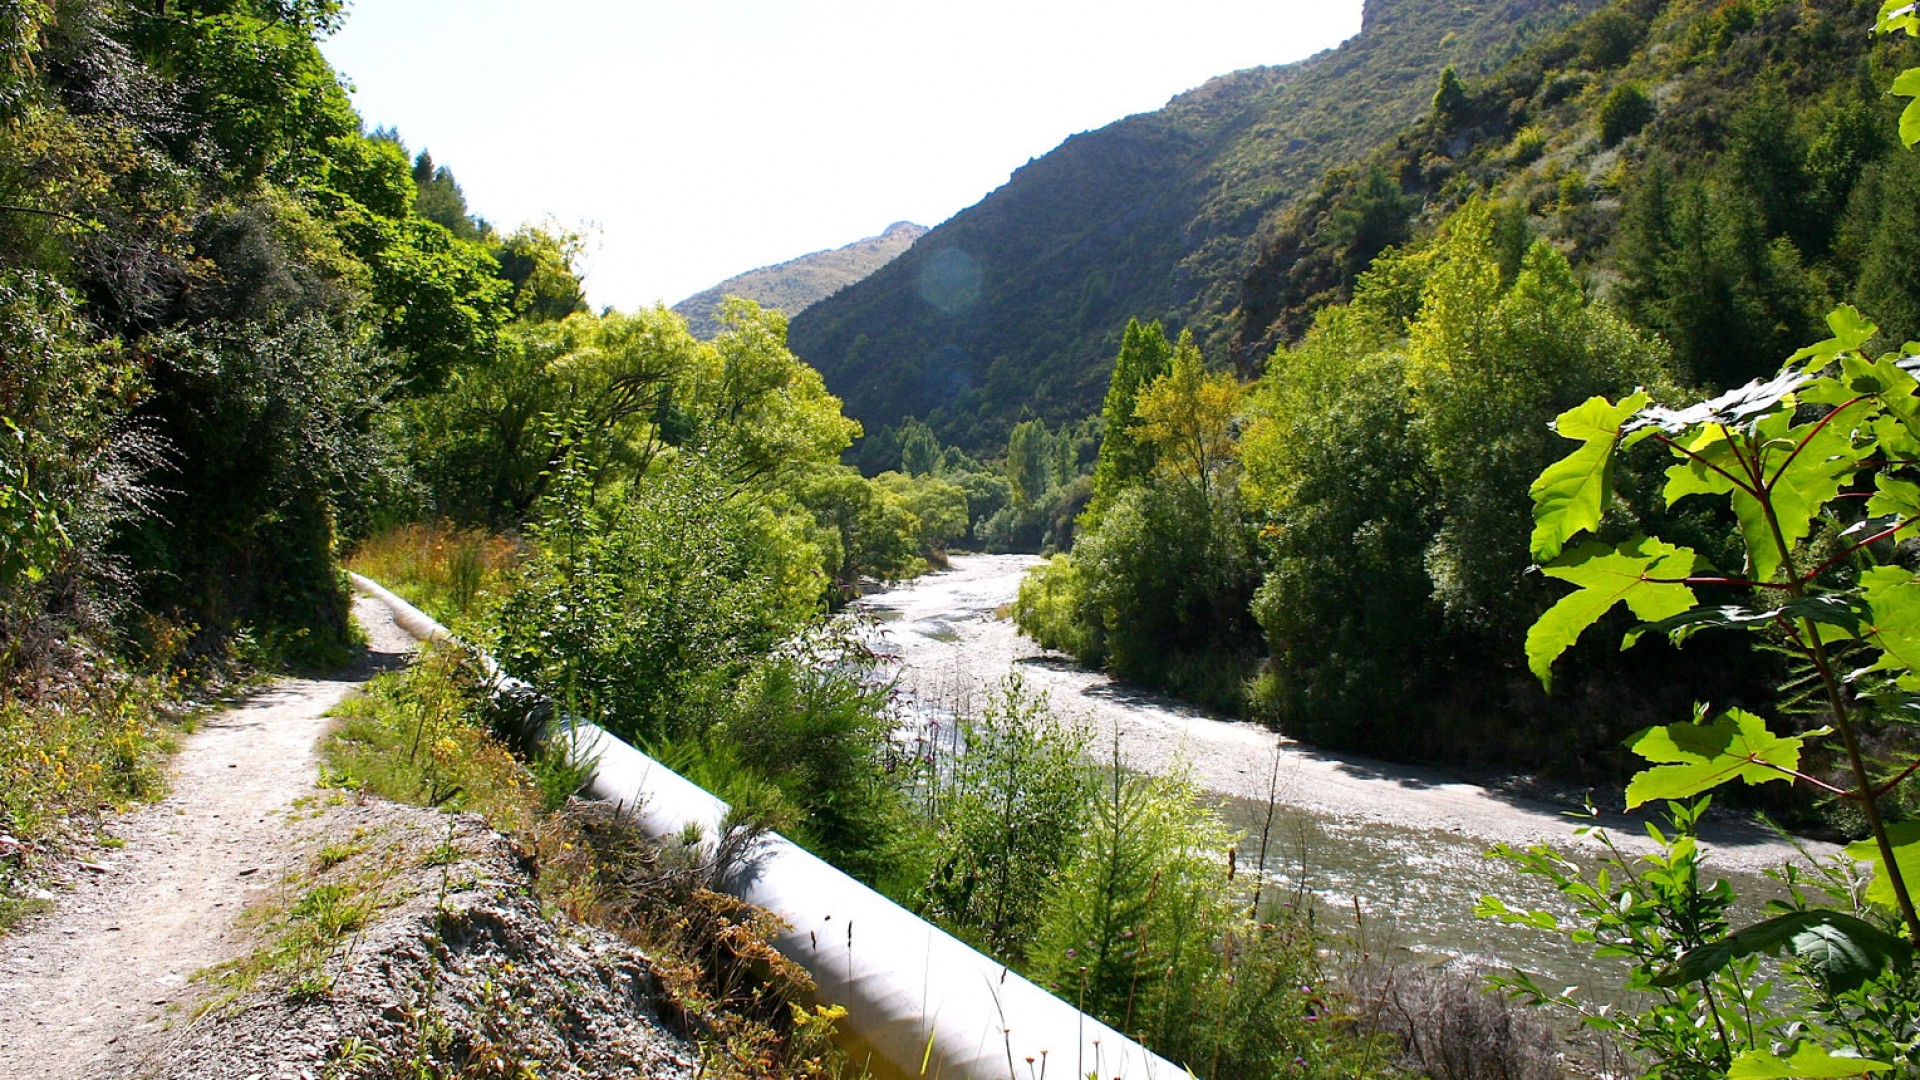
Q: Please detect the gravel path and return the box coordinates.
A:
[0,597,415,1080]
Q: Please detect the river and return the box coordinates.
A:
[855,553,1837,991]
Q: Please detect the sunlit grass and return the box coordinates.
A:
[345,522,523,628]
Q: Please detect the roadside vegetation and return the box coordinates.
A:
[300,645,855,1079]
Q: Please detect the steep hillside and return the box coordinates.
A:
[789,0,1602,461]
[1232,0,1918,386]
[672,221,926,339]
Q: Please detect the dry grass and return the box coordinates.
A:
[345,523,523,629]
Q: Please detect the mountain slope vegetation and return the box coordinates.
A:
[788,0,1603,463]
[1232,0,1916,388]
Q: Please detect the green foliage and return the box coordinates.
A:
[1234,201,1677,758]
[1029,755,1232,1023]
[1480,801,1800,1078]
[895,416,940,476]
[493,223,588,323]
[1580,5,1647,69]
[0,270,140,596]
[491,452,817,746]
[915,677,1093,958]
[1012,554,1100,664]
[667,620,921,890]
[1514,288,1920,1070]
[870,470,968,559]
[1431,65,1469,125]
[1088,318,1172,516]
[128,316,389,666]
[1006,417,1052,512]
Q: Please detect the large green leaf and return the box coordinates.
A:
[1897,71,1920,148]
[1729,1045,1892,1079]
[1879,0,1919,38]
[1789,305,1880,369]
[1867,475,1920,525]
[1741,415,1862,583]
[1656,909,1912,991]
[1529,392,1647,562]
[1526,538,1698,690]
[1859,566,1920,680]
[1624,708,1806,808]
[1845,821,1920,913]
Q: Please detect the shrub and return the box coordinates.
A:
[1597,82,1653,147]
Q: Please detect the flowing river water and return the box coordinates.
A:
[854,553,1840,994]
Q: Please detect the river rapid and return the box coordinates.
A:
[855,553,1839,989]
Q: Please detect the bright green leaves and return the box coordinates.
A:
[1846,822,1920,913]
[1623,708,1810,809]
[1891,67,1920,149]
[1659,407,1864,583]
[1729,1045,1892,1079]
[1530,392,1647,562]
[1527,538,1698,689]
[1658,909,1914,992]
[1858,566,1920,682]
[1791,305,1881,370]
[1881,0,1920,146]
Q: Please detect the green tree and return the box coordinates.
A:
[896,416,941,476]
[494,222,587,322]
[1006,417,1052,513]
[1598,82,1654,146]
[920,678,1092,959]
[1431,64,1468,126]
[1133,330,1244,505]
[1088,318,1173,515]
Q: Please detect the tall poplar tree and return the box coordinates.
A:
[1087,318,1174,519]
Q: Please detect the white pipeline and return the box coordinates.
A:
[351,574,1187,1080]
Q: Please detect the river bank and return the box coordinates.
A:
[856,553,1834,979]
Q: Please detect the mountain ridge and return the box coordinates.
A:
[672,221,926,339]
[788,0,1602,462]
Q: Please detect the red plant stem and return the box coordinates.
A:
[1753,469,1920,941]
[1764,396,1866,494]
[1873,755,1920,800]
[1802,518,1913,582]
[1649,429,1761,498]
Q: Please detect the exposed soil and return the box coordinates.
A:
[137,801,698,1080]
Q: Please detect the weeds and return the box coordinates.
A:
[201,827,403,1008]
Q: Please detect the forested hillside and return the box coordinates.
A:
[1233,0,1917,384]
[672,220,925,339]
[788,0,1602,464]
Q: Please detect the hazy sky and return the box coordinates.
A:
[322,2,1366,311]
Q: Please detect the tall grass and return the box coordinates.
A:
[345,522,522,628]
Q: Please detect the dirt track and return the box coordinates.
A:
[0,597,413,1080]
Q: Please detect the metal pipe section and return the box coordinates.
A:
[350,574,1188,1080]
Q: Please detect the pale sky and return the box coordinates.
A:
[322,2,1366,312]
